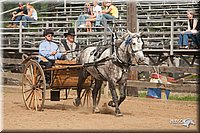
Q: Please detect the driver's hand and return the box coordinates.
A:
[51,51,57,55]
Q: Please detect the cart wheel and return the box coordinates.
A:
[80,81,101,107]
[22,60,46,111]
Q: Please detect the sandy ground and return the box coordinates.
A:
[2,85,199,132]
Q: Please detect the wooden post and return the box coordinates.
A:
[127,0,137,32]
[127,0,138,96]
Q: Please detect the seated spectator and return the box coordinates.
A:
[60,29,80,61]
[178,9,198,49]
[85,0,102,32]
[21,3,38,28]
[76,1,93,28]
[101,0,107,10]
[6,3,27,28]
[95,0,118,27]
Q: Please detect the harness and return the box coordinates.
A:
[86,33,144,81]
[90,45,110,60]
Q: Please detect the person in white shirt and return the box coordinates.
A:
[21,2,37,27]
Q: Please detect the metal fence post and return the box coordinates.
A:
[170,18,174,56]
[64,0,66,14]
[46,21,49,28]
[104,19,107,44]
[168,18,175,66]
[137,19,139,32]
[19,21,22,53]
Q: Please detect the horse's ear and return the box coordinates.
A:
[127,29,138,37]
[127,29,135,37]
[139,32,144,36]
[127,29,131,35]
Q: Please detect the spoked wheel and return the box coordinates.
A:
[80,80,101,107]
[22,60,46,111]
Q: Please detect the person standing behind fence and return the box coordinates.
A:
[6,3,27,28]
[95,0,118,27]
[21,2,38,28]
[76,1,93,28]
[177,9,198,49]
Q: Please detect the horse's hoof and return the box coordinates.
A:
[108,101,116,107]
[115,113,123,117]
[115,110,123,117]
[93,107,100,113]
[73,98,81,107]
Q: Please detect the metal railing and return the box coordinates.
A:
[0,18,193,54]
[137,18,189,48]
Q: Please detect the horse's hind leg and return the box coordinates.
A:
[92,79,103,113]
[73,69,89,107]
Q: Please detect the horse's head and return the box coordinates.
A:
[125,30,144,64]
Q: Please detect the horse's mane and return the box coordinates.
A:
[80,42,110,52]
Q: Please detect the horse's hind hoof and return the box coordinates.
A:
[93,107,100,113]
[73,98,81,107]
[108,101,116,107]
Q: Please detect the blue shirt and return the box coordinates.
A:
[39,40,63,62]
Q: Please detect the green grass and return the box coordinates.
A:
[138,92,147,98]
[168,94,199,101]
[138,91,199,101]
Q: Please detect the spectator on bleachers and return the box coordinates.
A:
[178,9,198,49]
[6,3,27,28]
[76,1,93,28]
[60,29,80,61]
[101,0,107,10]
[84,0,102,32]
[21,3,38,28]
[95,0,118,27]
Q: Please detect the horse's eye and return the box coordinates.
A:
[137,38,140,43]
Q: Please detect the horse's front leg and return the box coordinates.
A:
[108,80,123,117]
[92,79,103,113]
[118,82,127,106]
[73,69,88,107]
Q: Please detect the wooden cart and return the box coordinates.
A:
[21,55,101,111]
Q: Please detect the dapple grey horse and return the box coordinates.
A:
[74,30,145,116]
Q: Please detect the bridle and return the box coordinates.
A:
[114,35,144,66]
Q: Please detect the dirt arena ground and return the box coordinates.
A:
[2,85,199,132]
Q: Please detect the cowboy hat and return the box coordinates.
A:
[64,29,76,37]
[43,28,54,36]
[18,2,23,7]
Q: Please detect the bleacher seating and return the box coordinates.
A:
[0,0,199,54]
[137,0,199,46]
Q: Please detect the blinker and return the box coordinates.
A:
[125,36,132,45]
